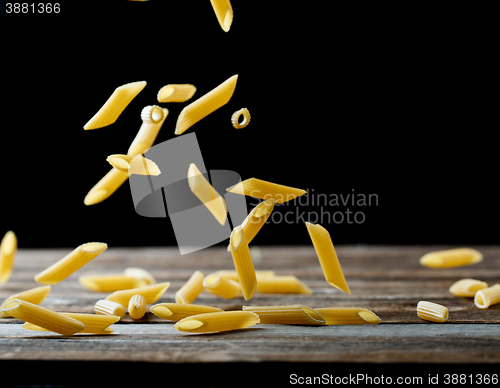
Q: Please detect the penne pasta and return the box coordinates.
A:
[176,270,205,304]
[314,307,381,325]
[157,84,197,103]
[242,305,325,325]
[0,230,17,285]
[128,294,147,319]
[203,273,242,299]
[417,301,449,323]
[231,108,251,129]
[23,313,119,334]
[94,299,126,320]
[209,0,233,32]
[419,248,483,269]
[106,154,161,176]
[124,267,156,285]
[84,81,146,130]
[0,285,51,318]
[229,226,257,301]
[127,106,169,156]
[474,284,500,309]
[305,222,350,294]
[79,274,147,292]
[226,178,306,204]
[2,299,85,335]
[35,243,108,285]
[174,74,238,135]
[151,303,223,321]
[174,311,259,334]
[256,276,312,295]
[214,270,275,282]
[84,167,129,206]
[188,163,228,225]
[449,278,488,298]
[105,282,170,308]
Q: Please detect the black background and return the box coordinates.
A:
[0,2,497,249]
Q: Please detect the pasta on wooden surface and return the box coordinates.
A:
[174,311,259,334]
[124,267,156,285]
[229,226,257,301]
[188,163,227,225]
[0,285,51,318]
[157,84,196,103]
[151,303,223,321]
[2,299,85,335]
[79,274,146,292]
[474,284,500,309]
[23,313,119,334]
[305,222,350,294]
[0,230,17,285]
[94,299,126,319]
[84,81,146,130]
[106,154,161,176]
[449,278,488,298]
[35,243,108,285]
[416,301,448,323]
[256,276,312,295]
[209,0,233,32]
[127,106,169,156]
[176,270,205,304]
[419,248,483,269]
[175,74,238,135]
[214,270,275,282]
[203,273,242,299]
[226,178,306,204]
[243,305,325,325]
[231,108,251,129]
[128,294,147,319]
[105,282,170,307]
[314,307,381,325]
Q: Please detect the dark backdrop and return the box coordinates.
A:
[1,2,497,248]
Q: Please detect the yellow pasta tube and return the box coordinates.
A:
[106,154,161,176]
[174,311,259,334]
[94,299,126,319]
[84,168,129,206]
[231,108,251,129]
[23,313,119,334]
[419,248,483,269]
[203,273,242,299]
[227,178,306,204]
[35,243,108,285]
[128,294,147,319]
[127,106,169,156]
[157,84,196,103]
[474,284,500,309]
[176,270,205,304]
[175,74,238,135]
[417,301,448,322]
[314,307,381,325]
[188,163,227,225]
[229,226,257,301]
[305,222,350,294]
[256,276,312,294]
[79,274,146,292]
[0,285,51,318]
[243,305,325,325]
[209,0,233,32]
[214,270,275,282]
[2,299,85,335]
[124,267,156,285]
[84,81,146,130]
[105,282,170,307]
[449,278,488,297]
[150,303,223,321]
[0,230,17,285]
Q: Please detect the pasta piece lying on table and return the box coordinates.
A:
[229,226,257,301]
[474,284,500,309]
[449,278,488,297]
[227,178,306,204]
[23,313,119,334]
[128,294,147,320]
[212,270,275,282]
[157,84,196,103]
[94,299,126,320]
[0,285,51,318]
[243,305,325,325]
[0,230,17,285]
[256,276,312,295]
[209,0,233,32]
[151,303,223,321]
[106,154,161,176]
[35,243,108,285]
[176,270,205,304]
[105,282,170,307]
[419,248,483,269]
[203,273,242,299]
[124,267,156,285]
[174,311,259,334]
[417,301,448,323]
[314,307,381,325]
[79,274,147,292]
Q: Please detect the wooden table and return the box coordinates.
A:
[1,246,499,385]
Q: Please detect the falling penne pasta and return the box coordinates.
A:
[203,273,242,299]
[84,168,129,206]
[214,270,275,282]
[449,278,488,297]
[231,108,251,129]
[175,270,205,304]
[256,276,312,295]
[188,163,227,225]
[151,303,223,321]
[174,311,259,334]
[416,301,448,323]
[314,307,381,325]
[2,299,85,335]
[175,74,238,135]
[84,81,146,130]
[127,106,169,156]
[229,226,257,301]
[209,0,233,32]
[35,242,108,285]
[227,178,306,204]
[124,267,156,285]
[474,284,500,309]
[23,313,119,334]
[128,294,147,319]
[0,230,17,285]
[105,282,170,308]
[0,285,51,318]
[79,274,147,292]
[106,154,161,176]
[306,222,350,294]
[157,84,196,103]
[94,299,126,320]
[419,248,483,269]
[243,305,325,325]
